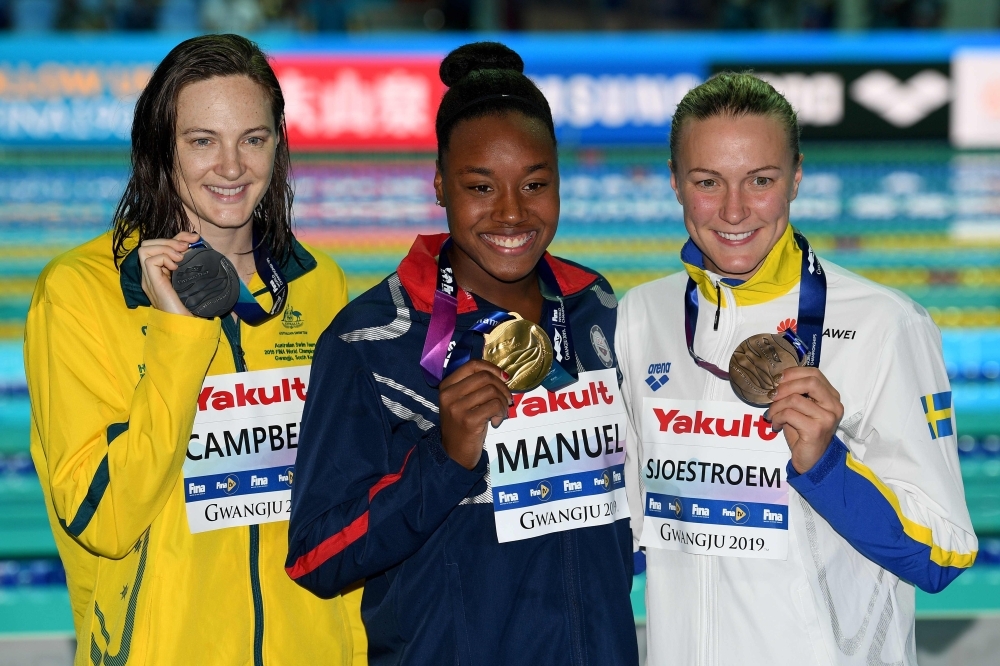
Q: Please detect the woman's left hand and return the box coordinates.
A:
[766,367,845,474]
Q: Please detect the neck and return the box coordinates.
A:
[191,216,257,282]
[447,245,544,324]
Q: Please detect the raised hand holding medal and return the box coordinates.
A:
[685,230,844,473]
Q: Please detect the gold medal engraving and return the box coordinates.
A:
[483,314,553,392]
[729,333,804,407]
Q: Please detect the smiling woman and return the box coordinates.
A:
[617,72,979,666]
[286,41,640,666]
[23,34,363,666]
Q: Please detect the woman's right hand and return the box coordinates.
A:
[438,360,513,470]
[138,231,200,316]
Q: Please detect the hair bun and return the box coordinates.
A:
[439,42,524,87]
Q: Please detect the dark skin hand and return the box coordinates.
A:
[433,111,560,469]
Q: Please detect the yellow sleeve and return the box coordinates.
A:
[26,284,221,559]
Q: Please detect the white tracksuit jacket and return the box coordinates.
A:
[617,225,978,666]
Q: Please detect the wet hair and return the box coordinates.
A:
[435,41,556,162]
[670,71,800,165]
[112,34,294,265]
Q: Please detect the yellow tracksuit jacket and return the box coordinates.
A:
[24,232,366,666]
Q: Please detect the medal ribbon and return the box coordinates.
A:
[419,238,579,391]
[683,230,827,379]
[189,232,288,325]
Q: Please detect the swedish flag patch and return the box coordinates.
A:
[921,392,954,440]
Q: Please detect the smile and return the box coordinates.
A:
[206,184,247,196]
[481,231,536,249]
[715,230,755,241]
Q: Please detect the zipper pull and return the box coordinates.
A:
[713,281,722,332]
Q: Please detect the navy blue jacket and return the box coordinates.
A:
[286,234,638,666]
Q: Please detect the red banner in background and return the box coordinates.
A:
[272,56,445,151]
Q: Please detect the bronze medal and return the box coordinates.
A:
[729,333,805,407]
[483,313,553,392]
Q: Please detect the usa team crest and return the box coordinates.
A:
[590,325,613,368]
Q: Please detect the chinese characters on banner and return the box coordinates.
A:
[271,57,446,151]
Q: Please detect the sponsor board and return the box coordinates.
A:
[184,366,309,533]
[486,368,629,542]
[271,56,446,151]
[1,35,989,147]
[531,67,704,145]
[639,398,790,560]
[0,60,153,143]
[951,49,1000,148]
[712,62,950,140]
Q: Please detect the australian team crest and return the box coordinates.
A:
[281,304,303,329]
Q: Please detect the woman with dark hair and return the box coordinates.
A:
[286,42,639,666]
[24,34,363,665]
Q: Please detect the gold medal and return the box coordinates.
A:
[729,333,805,407]
[483,313,553,392]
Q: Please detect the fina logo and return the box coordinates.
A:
[222,475,239,495]
[279,467,294,487]
[645,362,671,391]
[532,479,553,502]
[600,471,611,490]
[722,503,750,525]
[668,497,683,518]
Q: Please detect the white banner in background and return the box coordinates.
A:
[952,49,1000,148]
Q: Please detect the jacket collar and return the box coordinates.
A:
[681,223,801,308]
[119,237,318,309]
[397,233,599,314]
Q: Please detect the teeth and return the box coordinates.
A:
[207,185,246,196]
[717,230,754,241]
[482,232,534,249]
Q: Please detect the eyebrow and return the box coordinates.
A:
[688,165,781,176]
[180,126,273,136]
[457,162,551,176]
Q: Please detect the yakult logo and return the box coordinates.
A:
[653,408,778,441]
[198,377,308,412]
[508,380,614,419]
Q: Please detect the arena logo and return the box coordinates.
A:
[849,70,950,128]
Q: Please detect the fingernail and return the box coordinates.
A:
[501,371,510,381]
[767,389,777,400]
[772,373,783,383]
[763,409,771,422]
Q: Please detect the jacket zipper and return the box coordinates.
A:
[221,316,265,666]
[561,531,587,666]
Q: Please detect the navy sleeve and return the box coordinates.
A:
[285,329,486,598]
[788,437,972,593]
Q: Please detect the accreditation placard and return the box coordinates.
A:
[485,368,630,543]
[182,366,309,533]
[639,398,791,560]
